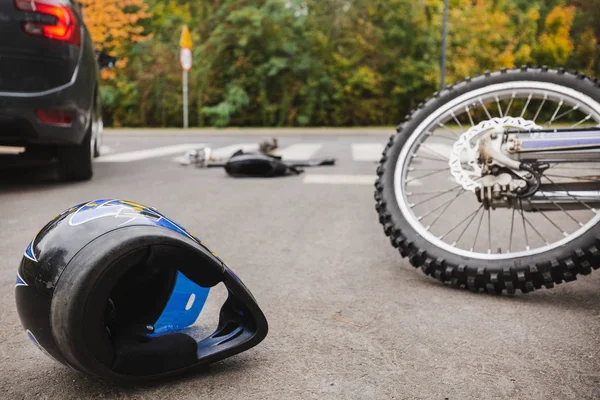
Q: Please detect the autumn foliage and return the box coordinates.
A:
[80,0,600,127]
[78,0,151,78]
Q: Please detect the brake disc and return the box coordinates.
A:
[448,117,542,191]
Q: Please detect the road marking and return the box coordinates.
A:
[351,143,384,161]
[303,174,376,185]
[277,144,322,160]
[211,143,259,159]
[96,143,206,163]
[99,145,113,155]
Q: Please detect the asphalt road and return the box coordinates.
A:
[1,132,599,399]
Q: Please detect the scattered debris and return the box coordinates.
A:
[180,138,336,178]
[258,138,278,155]
[333,311,363,327]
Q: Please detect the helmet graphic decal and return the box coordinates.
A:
[24,240,37,262]
[16,271,28,287]
[68,200,196,240]
[26,330,56,361]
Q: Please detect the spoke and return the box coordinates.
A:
[544,174,600,183]
[543,175,597,213]
[495,96,503,117]
[429,134,459,142]
[571,114,592,128]
[418,144,450,161]
[471,207,485,252]
[523,213,549,245]
[487,208,492,253]
[447,205,484,244]
[520,93,533,118]
[545,99,564,127]
[417,201,453,220]
[425,132,456,142]
[426,189,466,230]
[508,208,515,252]
[465,106,475,126]
[478,98,493,119]
[436,121,460,137]
[406,168,449,184]
[530,201,570,236]
[409,167,454,172]
[449,111,463,129]
[411,185,463,207]
[412,154,448,163]
[519,199,530,251]
[407,185,463,196]
[537,191,584,227]
[417,189,465,219]
[532,94,547,122]
[504,92,515,117]
[544,104,577,126]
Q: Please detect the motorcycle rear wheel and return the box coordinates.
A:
[376,67,600,294]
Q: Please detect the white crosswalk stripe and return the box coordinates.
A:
[93,139,466,187]
[95,140,455,165]
[97,143,206,163]
[303,174,376,185]
[99,145,113,156]
[171,143,322,164]
[351,143,384,161]
[210,143,259,159]
[276,144,322,160]
[171,143,259,164]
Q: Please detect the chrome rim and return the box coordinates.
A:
[394,81,600,260]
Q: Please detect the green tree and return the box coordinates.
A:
[92,0,600,128]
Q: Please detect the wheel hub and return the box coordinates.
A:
[449,117,542,191]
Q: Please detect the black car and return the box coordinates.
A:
[0,0,114,181]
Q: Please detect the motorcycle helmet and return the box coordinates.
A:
[15,199,268,382]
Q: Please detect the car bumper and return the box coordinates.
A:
[0,88,88,147]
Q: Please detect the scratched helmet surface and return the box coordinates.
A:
[15,199,268,382]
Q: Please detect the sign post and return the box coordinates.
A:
[440,0,449,91]
[180,26,193,129]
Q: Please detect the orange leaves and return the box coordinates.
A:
[438,1,579,83]
[443,0,516,80]
[78,0,150,62]
[544,5,575,35]
[537,6,576,65]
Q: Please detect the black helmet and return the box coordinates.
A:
[15,199,268,382]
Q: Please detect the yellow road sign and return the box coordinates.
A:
[180,25,192,49]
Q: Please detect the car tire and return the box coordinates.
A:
[93,115,103,158]
[57,124,93,182]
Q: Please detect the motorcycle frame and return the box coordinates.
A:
[505,126,600,211]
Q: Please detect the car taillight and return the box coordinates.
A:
[36,109,73,127]
[14,0,81,47]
